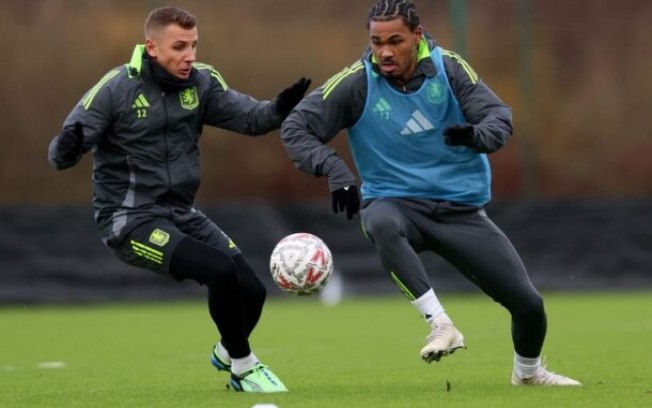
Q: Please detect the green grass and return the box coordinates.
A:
[1,291,651,407]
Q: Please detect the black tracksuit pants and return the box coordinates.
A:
[106,210,266,359]
[360,198,546,358]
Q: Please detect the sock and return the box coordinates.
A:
[231,353,259,377]
[411,288,452,327]
[216,342,232,365]
[514,352,541,379]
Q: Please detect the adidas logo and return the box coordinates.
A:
[132,93,150,109]
[400,110,434,135]
[372,97,391,120]
[132,93,150,118]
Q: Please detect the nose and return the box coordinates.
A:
[185,49,196,63]
[379,46,393,60]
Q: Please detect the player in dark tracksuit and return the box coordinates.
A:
[281,0,580,386]
[48,6,310,393]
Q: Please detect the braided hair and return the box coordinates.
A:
[367,0,420,30]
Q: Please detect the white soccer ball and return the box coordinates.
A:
[269,233,333,296]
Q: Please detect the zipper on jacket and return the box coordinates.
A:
[161,91,173,217]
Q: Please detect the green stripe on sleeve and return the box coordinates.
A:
[442,49,479,84]
[193,62,229,90]
[323,61,364,100]
[82,69,120,110]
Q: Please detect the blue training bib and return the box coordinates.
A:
[348,46,491,206]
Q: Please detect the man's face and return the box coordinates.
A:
[145,24,198,79]
[369,18,422,84]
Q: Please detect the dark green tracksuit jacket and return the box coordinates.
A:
[49,44,282,245]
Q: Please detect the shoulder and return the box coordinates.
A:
[319,60,367,102]
[192,62,229,91]
[80,65,132,110]
[92,65,131,88]
[291,60,367,130]
[439,48,479,85]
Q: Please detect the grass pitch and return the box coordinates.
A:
[1,291,651,407]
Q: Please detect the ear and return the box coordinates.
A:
[414,25,423,44]
[145,38,157,58]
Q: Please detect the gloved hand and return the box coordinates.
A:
[331,185,360,220]
[56,122,84,161]
[443,124,476,148]
[275,77,312,118]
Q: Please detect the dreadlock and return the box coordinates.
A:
[367,0,420,30]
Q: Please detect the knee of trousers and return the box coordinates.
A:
[512,292,545,320]
[233,254,267,302]
[192,254,267,303]
[363,213,403,245]
[190,256,239,287]
[239,272,267,306]
[170,243,239,287]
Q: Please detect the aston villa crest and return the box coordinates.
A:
[427,79,446,104]
[180,87,199,110]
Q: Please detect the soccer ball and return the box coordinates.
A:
[269,233,333,296]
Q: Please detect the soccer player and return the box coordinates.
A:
[281,0,580,386]
[48,6,311,393]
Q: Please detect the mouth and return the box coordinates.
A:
[379,61,398,75]
[178,68,191,78]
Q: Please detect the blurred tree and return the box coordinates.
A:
[0,0,650,204]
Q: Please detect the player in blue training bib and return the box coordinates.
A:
[282,0,581,387]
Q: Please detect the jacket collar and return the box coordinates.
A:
[126,44,197,91]
[127,44,146,77]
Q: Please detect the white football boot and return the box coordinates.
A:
[511,365,582,386]
[420,323,466,363]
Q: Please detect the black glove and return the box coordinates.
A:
[331,185,360,220]
[56,122,84,161]
[275,77,312,118]
[443,124,476,148]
